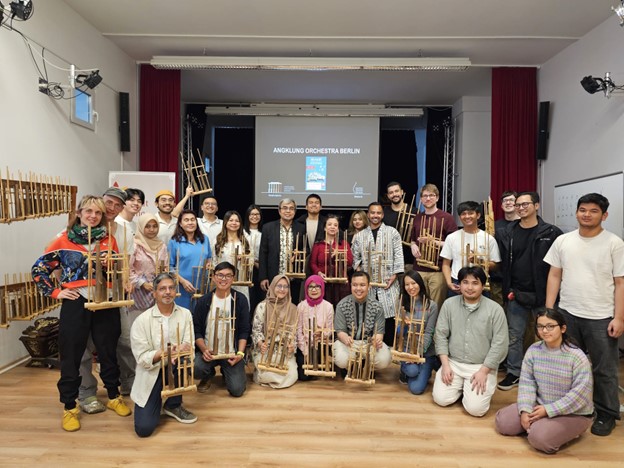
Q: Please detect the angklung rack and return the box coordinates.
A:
[395,194,416,247]
[322,231,349,284]
[302,315,335,378]
[233,245,254,287]
[344,325,377,386]
[205,298,237,361]
[285,233,307,279]
[460,230,491,291]
[257,299,297,375]
[391,294,427,364]
[160,322,197,398]
[191,248,212,300]
[180,149,213,196]
[365,245,387,288]
[415,214,444,271]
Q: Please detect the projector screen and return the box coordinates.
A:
[255,116,379,208]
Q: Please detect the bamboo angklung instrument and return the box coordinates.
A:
[160,322,197,399]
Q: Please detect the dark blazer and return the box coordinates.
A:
[294,213,327,246]
[192,289,250,348]
[258,220,306,283]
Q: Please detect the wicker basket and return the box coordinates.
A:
[19,332,59,358]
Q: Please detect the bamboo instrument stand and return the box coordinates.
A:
[484,196,495,236]
[391,295,427,364]
[415,214,444,271]
[233,245,254,287]
[345,327,377,386]
[460,231,491,291]
[206,298,237,360]
[160,323,197,399]
[365,246,387,288]
[286,233,307,279]
[180,149,213,196]
[396,194,416,247]
[1,273,61,327]
[323,231,349,284]
[191,248,211,299]
[84,225,135,311]
[0,168,75,224]
[257,300,296,375]
[302,315,335,378]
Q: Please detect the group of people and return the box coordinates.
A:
[30,182,622,452]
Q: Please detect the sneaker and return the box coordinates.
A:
[79,396,106,414]
[163,405,197,424]
[399,372,408,385]
[591,414,616,436]
[62,407,81,432]
[497,373,520,391]
[107,396,132,417]
[197,378,212,393]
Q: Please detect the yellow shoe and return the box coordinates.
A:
[62,407,81,432]
[107,396,132,417]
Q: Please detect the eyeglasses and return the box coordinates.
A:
[536,324,560,332]
[502,198,516,204]
[215,273,234,280]
[280,206,295,212]
[514,202,534,209]
[308,285,321,290]
[421,194,437,199]
[275,284,290,290]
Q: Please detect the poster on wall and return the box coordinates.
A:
[108,171,176,216]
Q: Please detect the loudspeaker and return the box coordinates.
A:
[119,92,130,152]
[536,101,550,160]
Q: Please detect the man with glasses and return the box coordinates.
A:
[198,195,223,250]
[410,183,458,310]
[545,193,624,436]
[259,198,306,302]
[490,191,520,306]
[131,272,197,436]
[497,191,562,391]
[193,262,250,396]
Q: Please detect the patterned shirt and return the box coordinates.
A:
[278,222,294,275]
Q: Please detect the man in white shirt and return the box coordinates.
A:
[545,192,624,437]
[197,195,222,249]
[114,187,144,255]
[154,187,193,245]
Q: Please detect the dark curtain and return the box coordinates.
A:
[379,129,418,201]
[491,67,538,218]
[139,65,181,183]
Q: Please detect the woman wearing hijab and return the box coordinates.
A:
[251,274,299,388]
[295,275,334,381]
[117,213,171,394]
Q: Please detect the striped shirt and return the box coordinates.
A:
[517,341,593,418]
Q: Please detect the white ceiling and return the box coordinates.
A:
[64,0,617,106]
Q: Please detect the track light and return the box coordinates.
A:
[0,0,34,21]
[613,1,624,26]
[581,72,623,98]
[75,70,102,89]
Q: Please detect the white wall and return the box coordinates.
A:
[0,0,138,368]
[538,17,624,223]
[452,96,492,217]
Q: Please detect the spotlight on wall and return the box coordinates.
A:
[613,1,624,26]
[75,70,102,89]
[9,0,33,20]
[581,72,623,98]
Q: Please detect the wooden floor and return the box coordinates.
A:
[0,361,622,468]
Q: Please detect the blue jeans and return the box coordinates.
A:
[401,355,439,395]
[194,353,246,397]
[559,308,621,420]
[505,300,541,377]
[134,370,182,437]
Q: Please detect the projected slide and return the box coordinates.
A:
[255,116,379,208]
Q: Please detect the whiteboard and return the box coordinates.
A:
[554,172,623,237]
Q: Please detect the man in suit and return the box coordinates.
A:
[259,198,306,303]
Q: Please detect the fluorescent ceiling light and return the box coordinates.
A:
[151,56,471,71]
[204,104,424,117]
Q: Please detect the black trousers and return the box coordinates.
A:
[57,296,121,409]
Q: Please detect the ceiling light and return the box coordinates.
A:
[613,1,624,26]
[151,56,471,72]
[75,70,102,89]
[581,72,623,98]
[203,104,424,117]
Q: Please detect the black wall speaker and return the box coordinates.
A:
[536,101,550,160]
[119,92,130,152]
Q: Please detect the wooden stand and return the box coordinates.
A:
[84,225,135,311]
[285,233,307,280]
[322,231,349,284]
[345,332,377,386]
[160,323,197,399]
[460,231,491,291]
[257,301,296,375]
[180,149,213,196]
[302,315,335,378]
[395,194,416,247]
[415,215,444,271]
[391,295,427,364]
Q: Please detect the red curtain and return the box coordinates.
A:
[139,65,180,178]
[491,67,537,219]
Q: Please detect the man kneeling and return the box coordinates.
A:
[433,266,508,416]
[131,273,197,437]
[333,271,392,372]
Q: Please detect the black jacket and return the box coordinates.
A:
[258,219,306,283]
[192,289,250,348]
[294,213,327,246]
[497,216,563,306]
